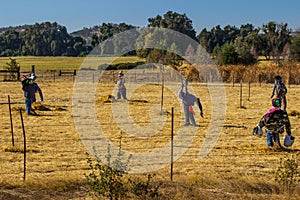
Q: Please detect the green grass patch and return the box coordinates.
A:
[0,56,145,71]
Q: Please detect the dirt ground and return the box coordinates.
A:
[0,70,300,199]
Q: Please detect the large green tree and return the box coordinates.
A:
[0,22,90,56]
[262,21,291,64]
[291,31,300,61]
[92,22,137,56]
[21,22,70,56]
[197,25,239,54]
[137,11,197,65]
[220,43,238,65]
[0,29,21,56]
[148,11,197,41]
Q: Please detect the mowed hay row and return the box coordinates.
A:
[0,77,300,196]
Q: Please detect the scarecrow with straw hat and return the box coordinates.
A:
[115,71,127,101]
[22,73,43,115]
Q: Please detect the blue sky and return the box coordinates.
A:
[1,0,299,34]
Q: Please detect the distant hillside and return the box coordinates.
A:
[70,27,91,39]
[0,23,101,42]
[0,25,30,35]
[70,23,137,41]
[70,26,101,40]
[0,24,96,38]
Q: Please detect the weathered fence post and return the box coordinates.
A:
[53,71,56,82]
[170,107,174,181]
[17,67,20,80]
[240,79,243,108]
[161,72,164,114]
[20,109,26,180]
[248,81,251,101]
[31,65,35,74]
[8,95,14,146]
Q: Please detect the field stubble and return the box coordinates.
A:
[0,72,300,199]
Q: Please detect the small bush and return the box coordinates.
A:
[85,135,162,199]
[5,57,20,80]
[275,154,300,194]
[85,144,130,200]
[98,61,148,71]
[129,174,162,199]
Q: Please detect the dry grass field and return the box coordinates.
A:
[0,65,300,199]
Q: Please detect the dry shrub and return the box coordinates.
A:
[183,63,290,83]
[217,62,300,84]
[185,64,219,82]
[185,65,201,82]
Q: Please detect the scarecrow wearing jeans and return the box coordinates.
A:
[178,83,203,127]
[253,98,294,148]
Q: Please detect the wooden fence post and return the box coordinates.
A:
[17,67,20,80]
[31,65,35,74]
[248,81,251,101]
[20,109,26,180]
[8,95,14,146]
[161,72,164,114]
[170,107,174,181]
[240,80,243,108]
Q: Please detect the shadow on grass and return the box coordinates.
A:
[29,113,57,117]
[279,147,300,153]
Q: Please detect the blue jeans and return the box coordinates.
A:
[117,88,127,100]
[183,104,196,125]
[25,98,33,114]
[266,131,280,147]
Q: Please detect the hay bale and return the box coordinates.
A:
[96,95,116,103]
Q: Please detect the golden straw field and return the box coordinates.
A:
[0,57,300,199]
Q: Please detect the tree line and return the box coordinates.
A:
[0,11,300,65]
[0,22,92,57]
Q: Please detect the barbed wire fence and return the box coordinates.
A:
[0,69,299,182]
